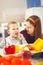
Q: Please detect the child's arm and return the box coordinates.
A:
[19,33,28,44]
[0,38,6,48]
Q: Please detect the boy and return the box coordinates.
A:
[0,21,27,48]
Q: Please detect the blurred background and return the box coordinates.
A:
[0,0,43,40]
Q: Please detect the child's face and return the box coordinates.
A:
[8,23,19,38]
[26,21,35,35]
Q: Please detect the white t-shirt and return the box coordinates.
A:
[0,36,27,48]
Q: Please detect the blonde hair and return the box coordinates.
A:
[7,21,17,30]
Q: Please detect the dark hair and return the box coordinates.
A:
[26,15,42,40]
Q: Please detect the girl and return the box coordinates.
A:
[21,15,42,43]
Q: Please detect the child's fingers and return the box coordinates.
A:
[19,33,25,40]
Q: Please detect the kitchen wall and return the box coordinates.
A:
[41,0,43,6]
[0,0,26,23]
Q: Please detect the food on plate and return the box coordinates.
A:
[29,46,35,50]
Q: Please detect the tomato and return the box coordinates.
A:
[0,57,6,63]
[0,57,10,65]
[29,46,35,50]
[0,61,10,65]
[5,55,16,62]
[11,57,22,65]
[21,59,32,65]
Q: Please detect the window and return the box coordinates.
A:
[26,0,41,8]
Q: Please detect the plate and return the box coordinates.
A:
[30,50,43,54]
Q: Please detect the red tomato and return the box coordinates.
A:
[25,45,35,50]
[0,57,6,63]
[29,46,35,50]
[21,59,32,65]
[0,61,10,65]
[11,57,22,65]
[5,55,16,62]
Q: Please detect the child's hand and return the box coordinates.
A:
[18,33,25,40]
